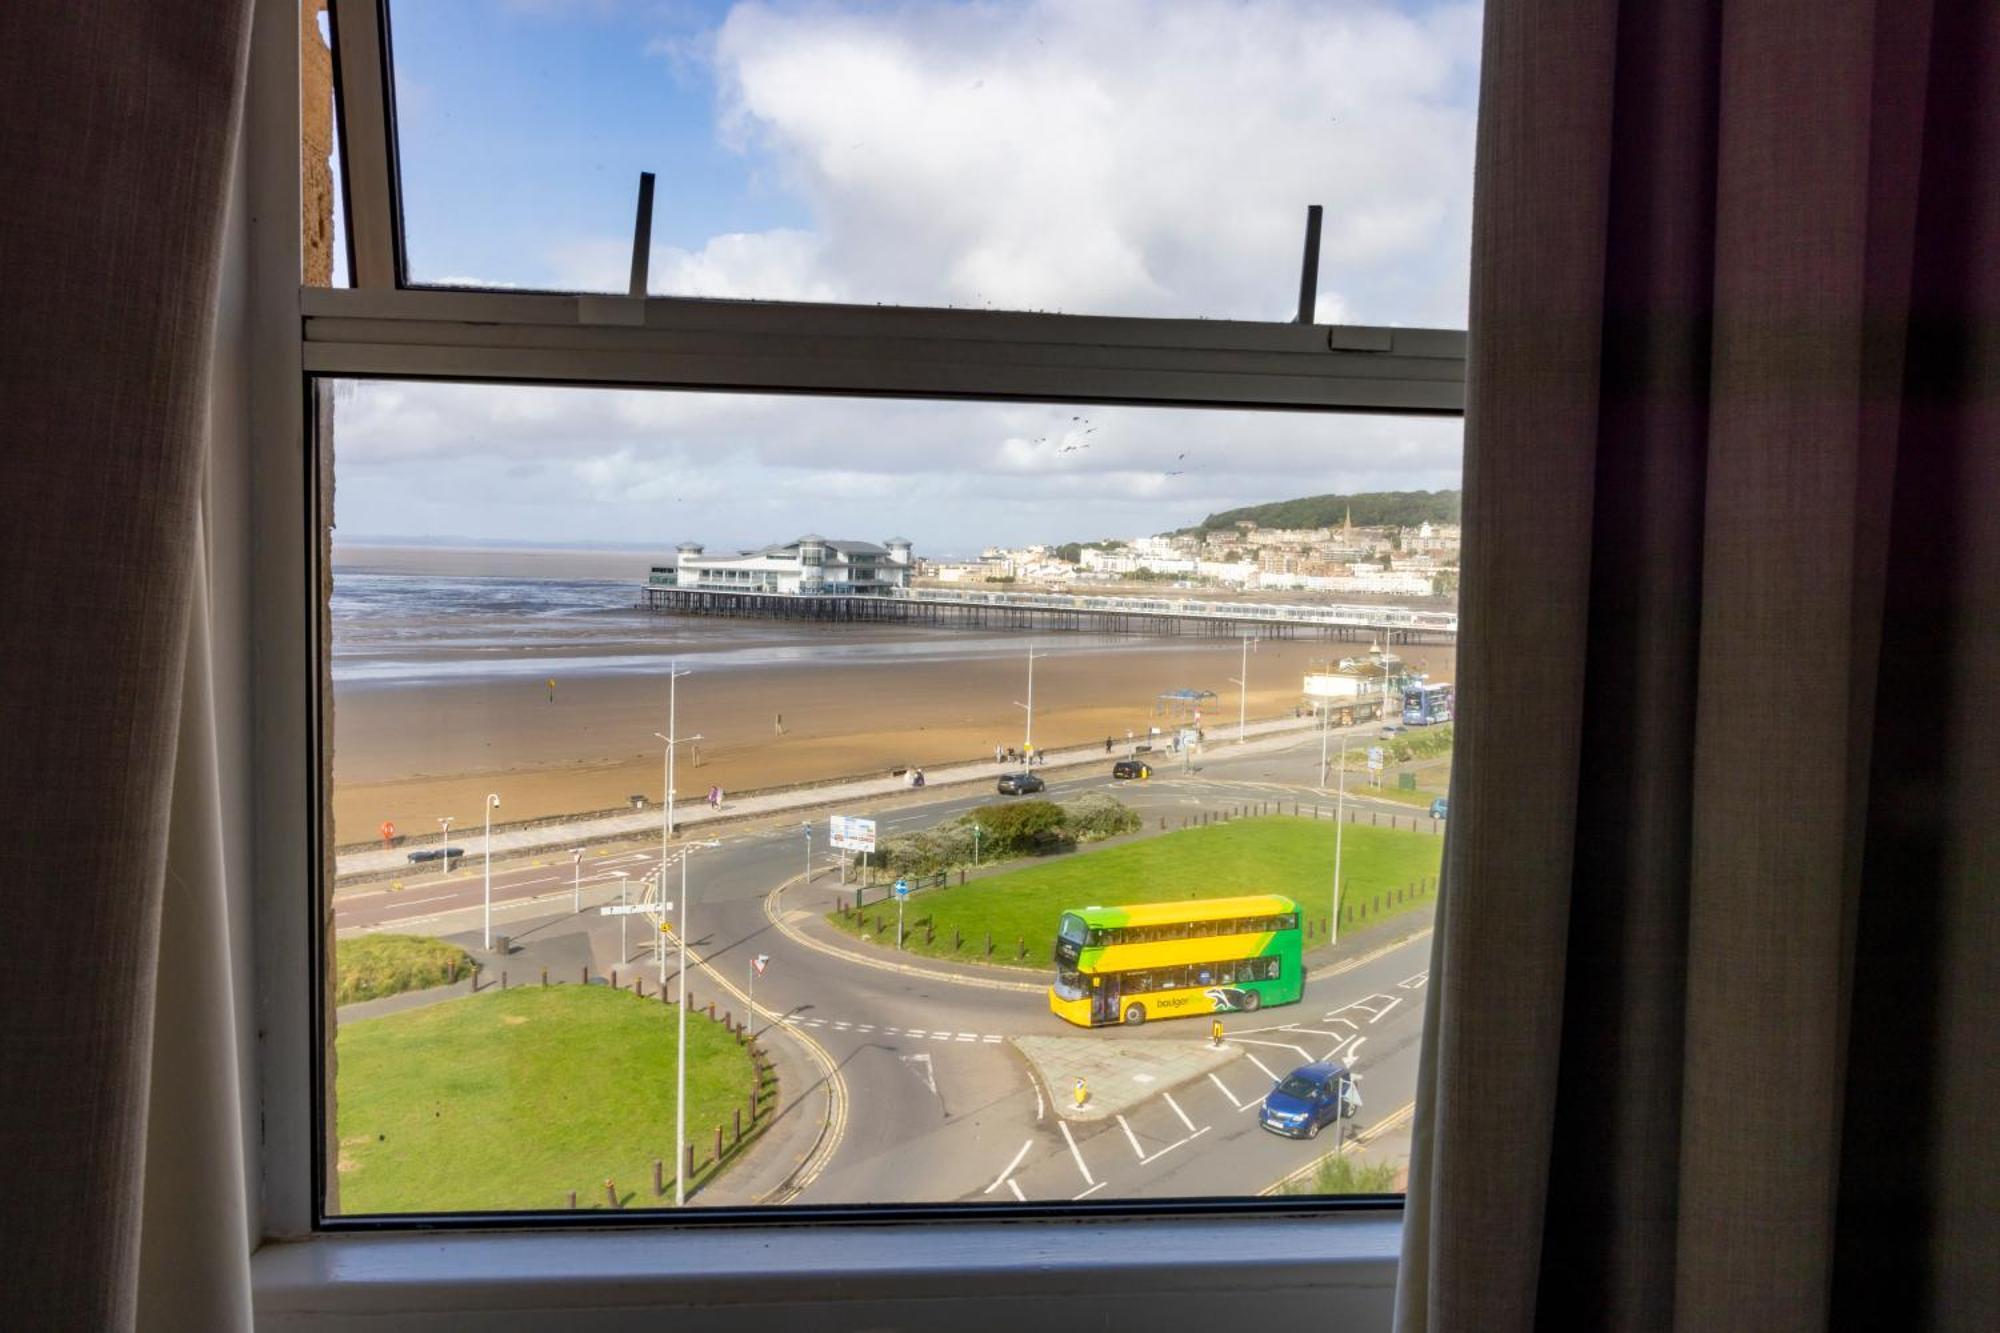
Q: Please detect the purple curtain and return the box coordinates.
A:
[0,2,253,1327]
[1398,2,1999,1329]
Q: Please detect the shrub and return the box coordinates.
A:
[965,799,1070,857]
[1058,791,1142,842]
[1281,1153,1401,1197]
[336,933,472,1006]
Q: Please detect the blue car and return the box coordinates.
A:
[1258,1061,1358,1140]
[1429,797,1448,820]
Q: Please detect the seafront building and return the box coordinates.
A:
[650,535,915,595]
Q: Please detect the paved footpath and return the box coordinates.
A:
[337,715,1327,881]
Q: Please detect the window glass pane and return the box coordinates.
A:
[325,379,1455,1215]
[384,0,1479,323]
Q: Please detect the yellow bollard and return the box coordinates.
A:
[1212,1018,1224,1048]
[1073,1078,1088,1109]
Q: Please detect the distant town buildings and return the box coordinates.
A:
[652,535,914,595]
[919,511,1460,598]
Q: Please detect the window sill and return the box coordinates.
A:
[252,1212,1402,1329]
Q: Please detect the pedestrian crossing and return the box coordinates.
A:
[774,1013,1007,1044]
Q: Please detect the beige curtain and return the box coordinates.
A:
[0,3,254,1328]
[1397,2,1999,1330]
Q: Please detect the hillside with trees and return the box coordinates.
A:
[1185,489,1460,534]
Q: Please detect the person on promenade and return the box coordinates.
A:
[994,744,1005,764]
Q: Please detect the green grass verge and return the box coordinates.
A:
[335,933,473,1006]
[334,985,767,1214]
[1278,1151,1401,1196]
[826,816,1442,968]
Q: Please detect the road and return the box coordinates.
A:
[333,726,1439,1206]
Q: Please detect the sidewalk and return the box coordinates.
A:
[337,714,1328,882]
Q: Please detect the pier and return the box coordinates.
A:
[636,583,1456,644]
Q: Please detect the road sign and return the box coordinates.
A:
[599,904,651,916]
[893,879,910,900]
[1366,746,1385,772]
[752,954,769,976]
[829,814,877,853]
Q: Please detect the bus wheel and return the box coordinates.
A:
[1241,992,1261,1012]
[1123,1003,1146,1026]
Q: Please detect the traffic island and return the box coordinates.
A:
[332,983,769,1214]
[1013,1035,1245,1123]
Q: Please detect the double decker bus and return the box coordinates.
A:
[1402,681,1454,726]
[1050,894,1304,1027]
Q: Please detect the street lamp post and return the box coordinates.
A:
[482,793,500,951]
[570,846,584,913]
[670,838,721,1207]
[656,663,701,890]
[801,822,813,886]
[1331,737,1348,946]
[615,868,630,961]
[436,815,454,881]
[1230,635,1259,742]
[1013,643,1047,761]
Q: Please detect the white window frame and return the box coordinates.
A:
[239,0,1466,1322]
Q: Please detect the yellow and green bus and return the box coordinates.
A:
[1049,894,1304,1027]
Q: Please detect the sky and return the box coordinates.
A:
[334,0,1479,554]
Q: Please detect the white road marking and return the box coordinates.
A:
[1072,1181,1107,1201]
[854,1025,873,1033]
[957,1033,977,1041]
[1242,1050,1281,1082]
[1007,1179,1026,1202]
[1117,1115,1146,1160]
[1059,1119,1095,1187]
[983,1034,1003,1043]
[905,1029,927,1037]
[1348,1037,1368,1062]
[985,1139,1035,1195]
[1206,1073,1243,1108]
[1231,1037,1314,1063]
[1035,1083,1046,1122]
[1163,1092,1198,1133]
[1367,997,1403,1023]
[1398,971,1429,989]
[833,1021,850,1030]
[1141,1125,1211,1165]
[1322,1016,1361,1029]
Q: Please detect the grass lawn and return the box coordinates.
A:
[1279,1151,1401,1196]
[826,816,1442,968]
[335,933,471,1006]
[334,985,765,1214]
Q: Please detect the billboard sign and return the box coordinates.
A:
[830,815,877,853]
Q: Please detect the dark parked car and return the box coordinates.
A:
[1112,759,1153,780]
[1258,1061,1360,1140]
[406,847,465,864]
[997,771,1046,795]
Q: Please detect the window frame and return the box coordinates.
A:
[243,0,1467,1317]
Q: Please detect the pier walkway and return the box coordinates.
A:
[637,583,1457,644]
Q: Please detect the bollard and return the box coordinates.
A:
[960,869,967,886]
[636,978,645,998]
[501,971,508,990]
[568,1190,577,1209]
[685,1143,695,1180]
[724,1010,732,1030]
[749,1089,759,1123]
[1017,935,1025,959]
[985,931,993,956]
[707,1001,715,1019]
[734,1107,742,1142]
[653,1159,665,1197]
[925,923,934,945]
[954,927,962,951]
[541,967,549,987]
[611,970,618,989]
[1212,1018,1224,1048]
[449,959,459,983]
[1073,1078,1089,1109]
[715,1124,725,1161]
[605,1179,618,1209]
[582,966,589,985]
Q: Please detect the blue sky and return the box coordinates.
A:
[335,0,1477,552]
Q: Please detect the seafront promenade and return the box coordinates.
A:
[334,714,1330,882]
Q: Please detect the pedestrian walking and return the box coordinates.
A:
[714,785,725,809]
[1104,736,1113,753]
[994,744,1005,764]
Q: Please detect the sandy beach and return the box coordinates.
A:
[329,544,1455,846]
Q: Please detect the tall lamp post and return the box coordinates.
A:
[569,846,584,913]
[670,838,721,1207]
[1229,635,1259,742]
[655,663,701,881]
[1013,643,1047,760]
[481,793,500,951]
[1331,737,1348,946]
[615,868,631,961]
[802,822,814,886]
[436,815,455,881]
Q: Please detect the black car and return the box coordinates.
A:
[406,846,465,864]
[1112,759,1152,780]
[997,771,1046,795]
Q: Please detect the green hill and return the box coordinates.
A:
[1186,489,1460,534]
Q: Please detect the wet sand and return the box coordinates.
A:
[333,636,1457,846]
